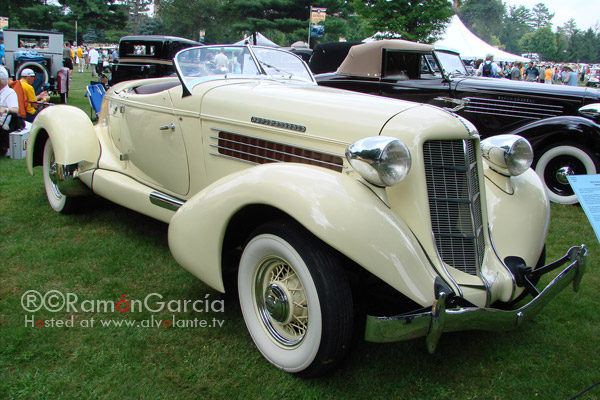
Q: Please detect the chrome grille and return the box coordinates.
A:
[424,140,484,275]
[464,97,563,120]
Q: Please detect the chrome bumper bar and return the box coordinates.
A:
[365,245,587,353]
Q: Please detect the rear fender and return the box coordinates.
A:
[168,163,440,306]
[27,105,100,175]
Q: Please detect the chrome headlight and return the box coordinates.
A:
[346,136,411,186]
[481,134,533,176]
[578,103,600,123]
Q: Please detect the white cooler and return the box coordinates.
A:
[9,122,32,160]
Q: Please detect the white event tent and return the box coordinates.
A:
[435,15,530,63]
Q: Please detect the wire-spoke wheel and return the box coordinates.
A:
[238,220,353,377]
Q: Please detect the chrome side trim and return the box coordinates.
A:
[365,245,587,353]
[464,97,564,120]
[209,128,345,159]
[209,140,346,170]
[209,130,346,171]
[209,152,259,166]
[250,116,306,133]
[149,191,185,212]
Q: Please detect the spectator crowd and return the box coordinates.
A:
[473,53,593,86]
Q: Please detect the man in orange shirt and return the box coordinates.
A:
[20,68,50,122]
[544,65,553,84]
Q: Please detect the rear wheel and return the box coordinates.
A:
[534,144,599,204]
[238,220,353,377]
[42,138,77,214]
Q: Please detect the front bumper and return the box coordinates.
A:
[365,245,587,353]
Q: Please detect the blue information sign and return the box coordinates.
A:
[567,174,600,244]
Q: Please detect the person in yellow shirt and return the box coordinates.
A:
[544,65,553,84]
[20,68,50,122]
[76,45,84,72]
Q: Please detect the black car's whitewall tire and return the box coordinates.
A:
[238,220,353,377]
[534,144,599,205]
[43,138,76,214]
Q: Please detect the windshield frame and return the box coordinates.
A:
[433,50,468,80]
[174,44,315,95]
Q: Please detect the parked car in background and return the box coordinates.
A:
[3,29,64,92]
[315,40,600,204]
[110,35,200,85]
[307,41,361,74]
[586,67,600,88]
[26,44,588,376]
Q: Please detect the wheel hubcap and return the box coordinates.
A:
[46,152,63,199]
[556,166,574,185]
[254,256,308,348]
[264,284,289,323]
[49,163,59,185]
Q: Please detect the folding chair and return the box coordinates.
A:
[85,84,106,122]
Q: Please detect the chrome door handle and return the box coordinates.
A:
[159,123,176,131]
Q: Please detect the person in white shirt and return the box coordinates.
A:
[0,66,20,156]
[88,47,100,77]
[476,54,505,78]
[214,48,229,70]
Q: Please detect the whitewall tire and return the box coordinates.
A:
[238,220,353,377]
[534,144,599,205]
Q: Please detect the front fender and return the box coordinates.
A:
[506,116,600,155]
[26,105,100,175]
[168,163,440,306]
[484,166,550,276]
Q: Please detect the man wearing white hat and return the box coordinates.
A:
[20,68,50,122]
[0,66,19,156]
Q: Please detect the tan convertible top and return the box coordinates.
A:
[337,40,434,78]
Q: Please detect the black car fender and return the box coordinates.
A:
[504,115,600,159]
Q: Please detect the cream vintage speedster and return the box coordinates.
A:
[26,44,587,377]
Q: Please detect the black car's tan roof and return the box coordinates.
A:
[337,40,434,77]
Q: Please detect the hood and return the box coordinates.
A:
[199,79,424,144]
[453,75,596,105]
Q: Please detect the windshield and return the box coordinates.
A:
[174,45,314,91]
[434,51,468,77]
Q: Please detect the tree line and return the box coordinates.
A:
[2,0,599,63]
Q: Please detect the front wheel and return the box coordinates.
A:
[238,220,353,377]
[42,138,77,214]
[534,144,599,205]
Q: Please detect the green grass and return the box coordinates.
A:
[1,71,600,399]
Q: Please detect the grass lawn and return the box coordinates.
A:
[1,70,600,399]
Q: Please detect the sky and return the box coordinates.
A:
[502,0,599,32]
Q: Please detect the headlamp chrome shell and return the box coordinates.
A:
[578,103,600,123]
[346,136,411,187]
[481,134,533,176]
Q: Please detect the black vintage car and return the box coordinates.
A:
[111,35,201,84]
[315,40,600,204]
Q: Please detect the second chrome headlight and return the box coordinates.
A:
[346,136,411,187]
[481,134,533,176]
